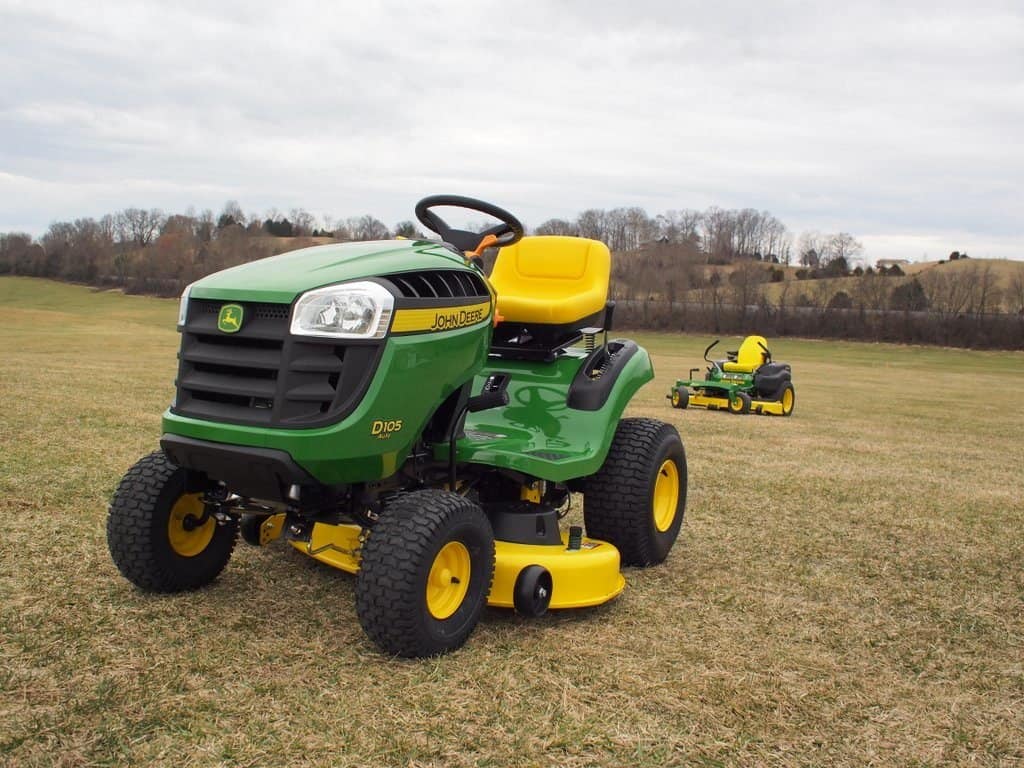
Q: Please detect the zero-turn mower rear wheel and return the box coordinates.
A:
[778,382,795,416]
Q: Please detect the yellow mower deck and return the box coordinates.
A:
[282,518,625,610]
[687,392,788,416]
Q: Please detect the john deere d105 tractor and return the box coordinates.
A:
[107,195,687,657]
[668,335,795,416]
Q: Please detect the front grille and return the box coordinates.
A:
[172,299,383,428]
[385,270,488,300]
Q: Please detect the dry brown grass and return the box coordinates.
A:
[2,277,1022,767]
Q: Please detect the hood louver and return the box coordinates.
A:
[385,270,488,300]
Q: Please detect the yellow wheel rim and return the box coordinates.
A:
[729,397,742,412]
[782,387,794,414]
[671,390,680,406]
[426,541,471,620]
[652,459,680,532]
[167,493,215,557]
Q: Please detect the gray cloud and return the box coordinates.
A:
[1,0,1021,260]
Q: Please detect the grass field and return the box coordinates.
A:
[2,276,1022,767]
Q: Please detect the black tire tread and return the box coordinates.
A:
[778,382,796,416]
[584,418,687,567]
[356,490,494,658]
[107,451,238,592]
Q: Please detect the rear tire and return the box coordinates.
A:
[356,490,495,657]
[584,418,687,566]
[777,382,795,416]
[107,451,238,592]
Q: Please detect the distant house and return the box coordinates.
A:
[876,258,910,269]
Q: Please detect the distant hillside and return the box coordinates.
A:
[609,244,1023,315]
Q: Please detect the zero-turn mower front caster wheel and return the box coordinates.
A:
[728,392,752,414]
[584,418,687,567]
[107,451,239,592]
[356,490,495,658]
[670,387,689,409]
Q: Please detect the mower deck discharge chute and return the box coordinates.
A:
[668,335,795,416]
[107,195,687,657]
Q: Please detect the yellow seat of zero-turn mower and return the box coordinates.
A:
[489,236,610,326]
[722,335,769,373]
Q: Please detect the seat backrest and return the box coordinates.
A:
[722,335,768,373]
[489,236,610,326]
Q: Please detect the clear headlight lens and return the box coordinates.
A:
[177,282,194,326]
[290,281,394,339]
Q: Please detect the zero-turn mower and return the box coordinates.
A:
[107,195,687,657]
[668,335,794,416]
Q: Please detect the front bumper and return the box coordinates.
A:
[160,434,317,501]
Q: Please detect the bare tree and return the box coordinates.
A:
[1009,269,1024,315]
[729,261,767,322]
[797,231,825,268]
[828,232,864,266]
[289,208,317,237]
[576,209,608,242]
[851,270,890,311]
[348,215,389,241]
[969,262,1000,317]
[533,218,578,236]
[919,267,973,321]
[116,208,166,247]
[656,210,702,246]
[218,200,246,229]
[392,220,422,239]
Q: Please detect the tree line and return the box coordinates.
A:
[1,200,1020,349]
[0,202,422,296]
[611,243,1023,349]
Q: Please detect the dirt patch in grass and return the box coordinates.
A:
[2,277,1022,766]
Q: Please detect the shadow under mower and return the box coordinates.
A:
[107,195,687,658]
[668,335,795,416]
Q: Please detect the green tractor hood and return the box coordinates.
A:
[189,239,466,304]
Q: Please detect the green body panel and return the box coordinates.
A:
[164,236,651,487]
[189,240,464,304]
[454,347,655,482]
[162,320,491,483]
[675,367,753,395]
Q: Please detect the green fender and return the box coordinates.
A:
[455,343,655,482]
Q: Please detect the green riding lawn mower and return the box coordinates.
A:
[668,335,795,416]
[107,195,687,657]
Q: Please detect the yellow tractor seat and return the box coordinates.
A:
[489,236,610,327]
[722,335,769,373]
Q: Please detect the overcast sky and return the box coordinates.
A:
[2,0,1021,262]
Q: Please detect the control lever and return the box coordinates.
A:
[467,373,510,413]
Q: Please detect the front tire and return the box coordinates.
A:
[728,392,752,414]
[356,490,495,657]
[107,451,238,592]
[584,418,687,566]
[671,387,689,409]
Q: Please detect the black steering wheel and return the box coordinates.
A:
[415,195,524,253]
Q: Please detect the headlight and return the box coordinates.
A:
[290,281,394,339]
[177,282,194,326]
